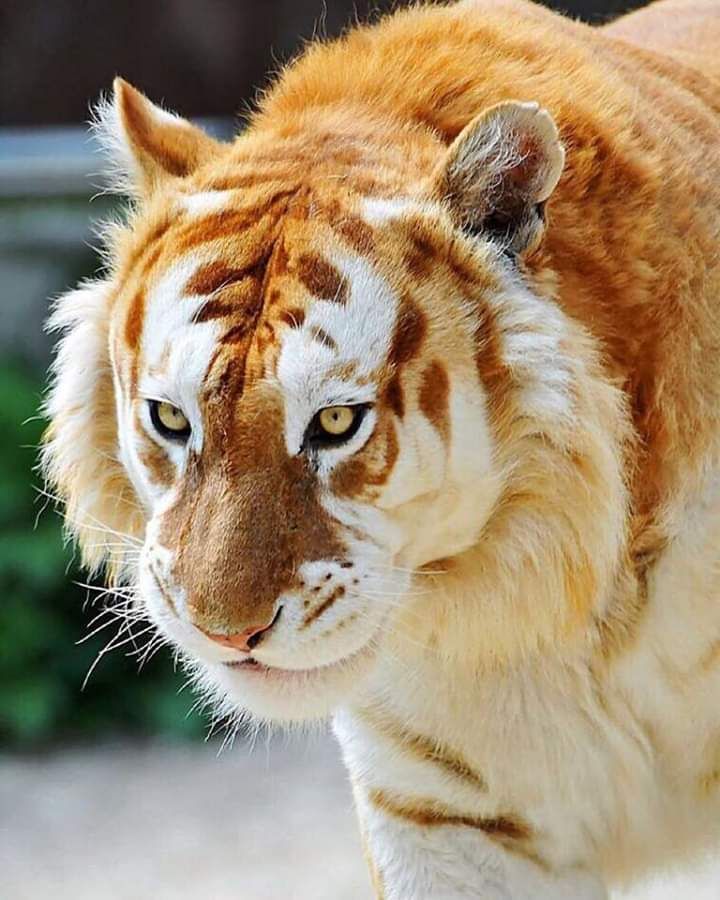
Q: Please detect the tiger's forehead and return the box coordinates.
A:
[113,186,430,416]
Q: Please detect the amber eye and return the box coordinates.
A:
[305,404,369,449]
[149,400,191,441]
[319,405,356,436]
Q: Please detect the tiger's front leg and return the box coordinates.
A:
[336,706,608,900]
[353,784,608,900]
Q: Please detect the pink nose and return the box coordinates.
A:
[202,621,274,652]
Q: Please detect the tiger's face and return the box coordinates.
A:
[46,80,581,722]
[118,183,506,722]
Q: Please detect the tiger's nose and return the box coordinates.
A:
[201,610,280,652]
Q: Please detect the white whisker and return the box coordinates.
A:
[81,622,156,690]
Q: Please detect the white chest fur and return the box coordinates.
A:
[333,472,720,895]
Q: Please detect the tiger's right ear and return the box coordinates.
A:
[93,78,223,199]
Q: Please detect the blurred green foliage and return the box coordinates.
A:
[0,360,206,747]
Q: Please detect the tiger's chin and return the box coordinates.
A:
[199,638,381,724]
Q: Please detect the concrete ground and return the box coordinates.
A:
[1,736,719,899]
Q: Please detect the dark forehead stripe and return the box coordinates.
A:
[389,295,427,366]
[116,218,179,394]
[130,218,174,279]
[253,319,278,357]
[219,323,254,346]
[334,215,376,254]
[213,354,246,400]
[175,189,295,253]
[118,190,290,340]
[194,299,244,324]
[133,188,379,411]
[189,256,269,323]
[402,223,439,281]
[112,212,174,307]
[295,252,348,303]
[190,253,277,396]
[205,318,261,402]
[194,286,263,326]
[207,172,298,192]
[186,261,256,296]
[268,235,291,277]
[202,234,287,404]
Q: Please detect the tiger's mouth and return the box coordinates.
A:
[224,657,263,669]
[219,637,379,681]
[193,617,390,722]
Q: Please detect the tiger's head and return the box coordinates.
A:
[44,80,628,723]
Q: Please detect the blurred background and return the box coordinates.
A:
[2,1,718,898]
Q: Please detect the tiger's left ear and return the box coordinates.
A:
[432,100,565,256]
[93,77,223,198]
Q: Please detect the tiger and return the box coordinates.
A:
[43,0,720,896]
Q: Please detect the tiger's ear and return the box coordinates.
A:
[93,77,222,198]
[432,101,564,256]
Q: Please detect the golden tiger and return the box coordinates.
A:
[43,0,720,896]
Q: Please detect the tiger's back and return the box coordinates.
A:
[604,0,720,83]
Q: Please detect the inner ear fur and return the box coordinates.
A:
[93,77,223,198]
[433,100,565,255]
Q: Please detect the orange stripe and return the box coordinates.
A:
[368,789,544,867]
[358,707,487,792]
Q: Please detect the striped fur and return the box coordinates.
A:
[44,1,720,896]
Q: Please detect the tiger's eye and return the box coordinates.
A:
[150,400,191,440]
[318,405,356,436]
